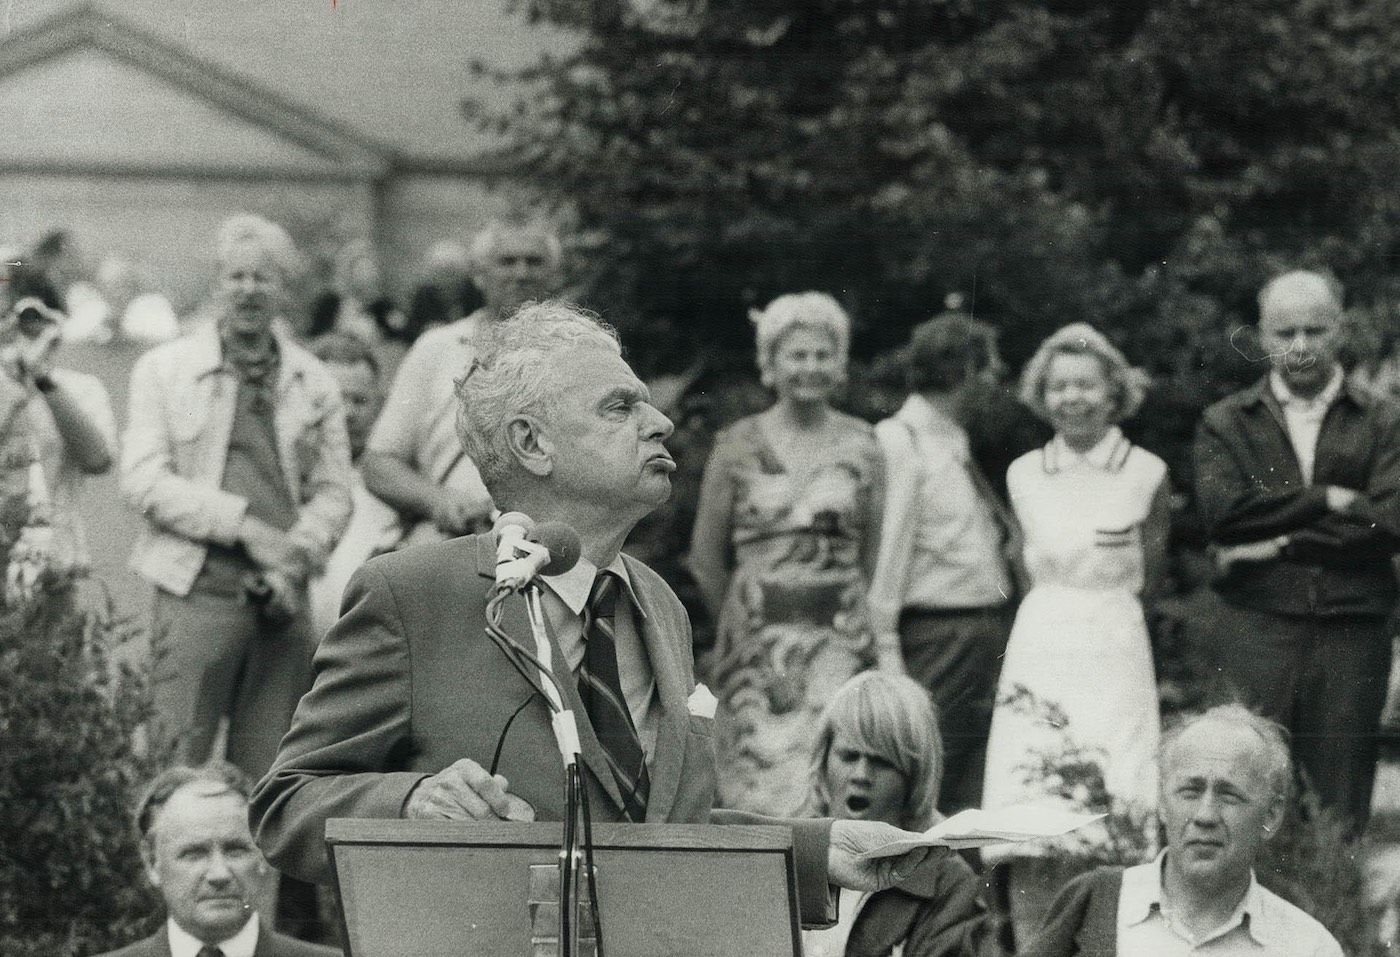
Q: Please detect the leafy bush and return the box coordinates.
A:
[0,580,161,956]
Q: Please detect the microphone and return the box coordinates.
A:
[494,521,583,591]
[493,511,537,568]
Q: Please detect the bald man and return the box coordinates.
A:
[1193,270,1400,828]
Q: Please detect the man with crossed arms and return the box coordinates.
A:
[252,300,945,926]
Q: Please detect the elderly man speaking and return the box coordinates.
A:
[1022,705,1342,956]
[250,301,944,926]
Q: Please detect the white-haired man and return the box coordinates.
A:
[1193,269,1400,829]
[360,219,561,546]
[252,301,946,926]
[121,214,353,782]
[1023,705,1342,956]
[91,762,338,957]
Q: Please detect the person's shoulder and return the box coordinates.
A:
[1255,885,1345,955]
[365,534,484,586]
[1007,446,1045,480]
[619,551,681,604]
[265,929,343,957]
[1125,443,1168,480]
[51,366,109,397]
[1201,379,1267,424]
[85,929,162,957]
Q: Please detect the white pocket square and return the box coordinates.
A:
[687,683,718,719]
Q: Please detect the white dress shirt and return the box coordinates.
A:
[538,557,660,763]
[1270,367,1343,485]
[166,913,259,957]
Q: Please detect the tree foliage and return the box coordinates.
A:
[471,0,1400,387]
[0,586,160,956]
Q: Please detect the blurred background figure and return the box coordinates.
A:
[98,257,180,345]
[360,217,560,549]
[306,240,406,369]
[89,762,339,957]
[120,213,352,781]
[980,322,1169,945]
[306,333,397,639]
[0,263,116,594]
[403,238,482,342]
[28,229,109,342]
[689,292,884,817]
[801,671,999,957]
[868,312,1017,816]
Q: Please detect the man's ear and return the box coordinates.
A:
[139,836,161,889]
[506,415,554,478]
[1261,794,1287,841]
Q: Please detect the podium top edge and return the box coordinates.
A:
[325,819,796,851]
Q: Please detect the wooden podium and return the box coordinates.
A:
[326,819,804,957]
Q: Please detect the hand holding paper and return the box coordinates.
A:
[855,804,1105,861]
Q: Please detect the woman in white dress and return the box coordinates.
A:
[980,323,1169,944]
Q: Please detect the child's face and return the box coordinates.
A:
[823,729,907,827]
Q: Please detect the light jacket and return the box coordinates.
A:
[120,320,353,597]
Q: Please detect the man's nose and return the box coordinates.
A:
[1191,793,1223,824]
[204,851,234,884]
[643,404,674,441]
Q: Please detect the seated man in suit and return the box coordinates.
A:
[95,762,338,957]
[250,300,945,925]
[1022,705,1343,956]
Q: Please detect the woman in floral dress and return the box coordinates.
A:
[689,292,884,815]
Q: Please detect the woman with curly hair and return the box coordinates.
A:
[689,292,884,816]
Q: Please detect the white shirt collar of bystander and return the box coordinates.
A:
[166,912,260,957]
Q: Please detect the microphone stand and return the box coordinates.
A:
[523,587,588,957]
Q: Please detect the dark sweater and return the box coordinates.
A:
[1017,866,1123,957]
[842,853,1000,957]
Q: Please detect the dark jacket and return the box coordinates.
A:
[1017,867,1122,957]
[1193,375,1400,618]
[843,853,999,957]
[93,921,340,957]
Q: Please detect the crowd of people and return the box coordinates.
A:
[2,206,1389,957]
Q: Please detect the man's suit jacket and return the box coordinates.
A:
[250,535,833,921]
[94,922,340,957]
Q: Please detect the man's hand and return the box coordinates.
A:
[1214,537,1285,573]
[1325,485,1360,512]
[826,819,937,893]
[12,324,60,386]
[429,488,490,536]
[404,758,536,822]
[239,515,309,578]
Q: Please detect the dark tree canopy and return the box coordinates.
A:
[470,0,1400,388]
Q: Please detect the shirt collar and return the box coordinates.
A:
[189,318,302,382]
[166,913,260,957]
[541,554,646,620]
[898,393,965,440]
[1127,851,1270,947]
[1270,366,1343,410]
[1045,425,1128,473]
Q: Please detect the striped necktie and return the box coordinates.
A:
[578,570,650,821]
[196,947,226,957]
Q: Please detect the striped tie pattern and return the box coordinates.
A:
[578,570,649,821]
